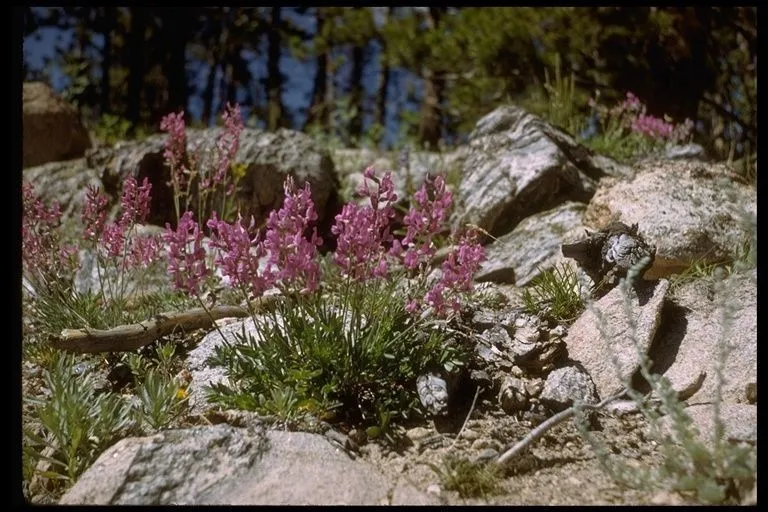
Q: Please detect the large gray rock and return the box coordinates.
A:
[23,82,92,168]
[339,148,465,205]
[583,160,756,278]
[649,269,756,404]
[457,105,631,238]
[60,425,436,505]
[565,279,669,399]
[22,159,105,227]
[660,403,757,447]
[475,201,588,285]
[87,127,339,229]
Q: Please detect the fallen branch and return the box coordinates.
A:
[496,389,628,467]
[52,305,251,354]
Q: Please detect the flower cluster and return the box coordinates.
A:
[82,177,160,269]
[213,103,244,190]
[163,210,209,296]
[605,91,694,144]
[207,213,271,298]
[22,183,77,285]
[160,111,189,190]
[391,174,453,271]
[409,229,486,317]
[332,168,397,280]
[262,177,323,294]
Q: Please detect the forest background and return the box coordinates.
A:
[22,7,756,162]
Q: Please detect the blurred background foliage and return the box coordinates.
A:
[22,6,756,164]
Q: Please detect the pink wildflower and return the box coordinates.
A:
[214,103,244,188]
[207,212,273,298]
[163,210,209,296]
[631,114,674,140]
[126,234,162,269]
[392,174,453,270]
[82,185,109,242]
[262,177,323,293]
[22,184,76,286]
[119,176,153,226]
[160,111,189,189]
[100,222,126,259]
[332,167,397,280]
[420,229,486,318]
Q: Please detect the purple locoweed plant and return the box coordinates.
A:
[391,174,453,273]
[207,212,273,300]
[22,183,78,294]
[160,103,245,227]
[262,177,323,295]
[412,229,486,318]
[332,167,397,281]
[163,210,210,298]
[81,177,162,301]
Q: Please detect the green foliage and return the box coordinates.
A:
[132,367,189,432]
[206,277,469,428]
[427,454,502,499]
[91,114,150,146]
[522,264,585,323]
[521,53,588,137]
[23,353,134,490]
[32,289,135,339]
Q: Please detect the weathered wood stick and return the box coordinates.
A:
[496,389,628,466]
[52,305,251,354]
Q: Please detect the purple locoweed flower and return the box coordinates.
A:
[82,185,109,242]
[418,229,486,318]
[160,111,190,190]
[207,212,273,298]
[100,222,126,259]
[126,234,162,269]
[214,103,244,188]
[163,210,210,296]
[392,174,453,271]
[119,176,153,227]
[631,114,674,140]
[22,183,73,279]
[262,177,323,294]
[332,167,397,280]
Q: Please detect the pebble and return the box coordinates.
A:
[472,448,499,462]
[460,429,480,440]
[405,427,432,442]
[426,484,442,497]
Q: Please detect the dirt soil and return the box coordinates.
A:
[359,399,691,506]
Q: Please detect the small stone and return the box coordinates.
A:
[471,448,499,463]
[524,378,545,398]
[745,382,756,404]
[426,484,442,497]
[459,429,480,441]
[540,365,598,412]
[405,427,432,442]
[650,491,686,505]
[472,309,499,331]
[550,325,567,338]
[499,375,528,413]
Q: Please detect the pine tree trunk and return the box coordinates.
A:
[348,43,365,144]
[304,9,328,130]
[374,8,391,133]
[417,7,446,150]
[266,7,284,131]
[100,6,115,116]
[127,7,147,125]
[165,9,189,115]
